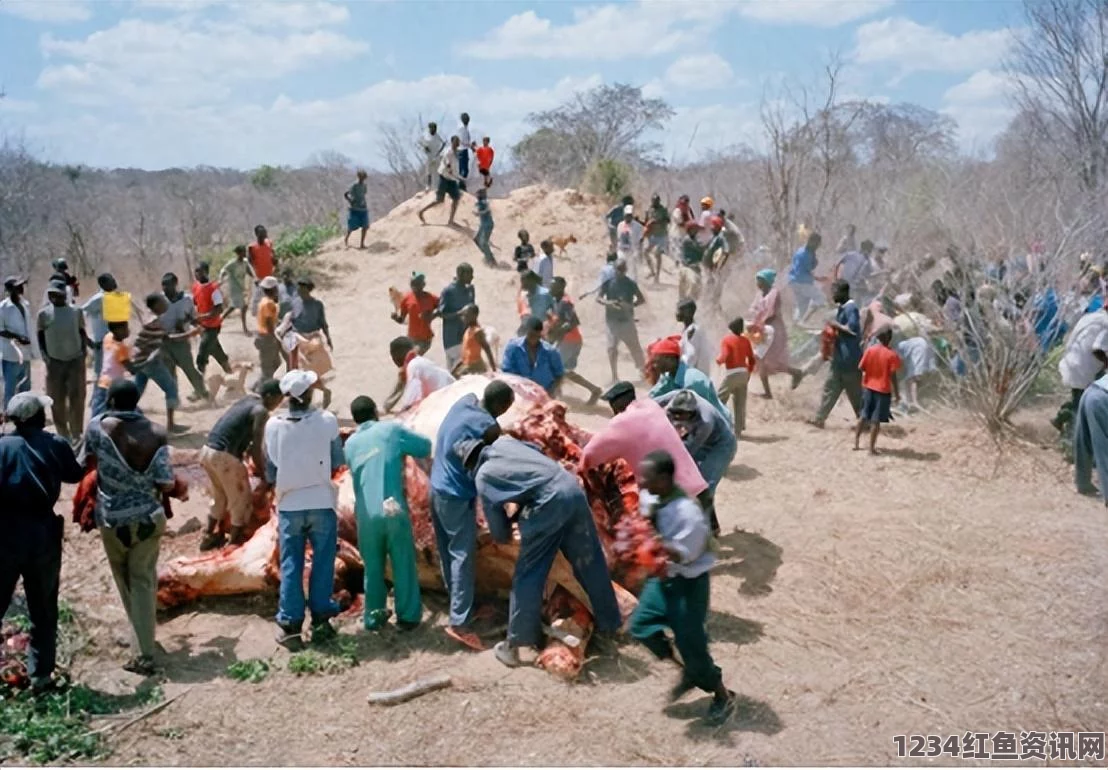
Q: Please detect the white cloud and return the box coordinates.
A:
[458,2,712,60]
[229,1,350,29]
[0,97,39,114]
[941,69,1016,150]
[739,0,892,27]
[37,16,368,108]
[853,17,1012,75]
[0,0,90,23]
[21,72,605,169]
[665,103,764,164]
[664,54,734,91]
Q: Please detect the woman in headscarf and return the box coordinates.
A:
[749,269,803,399]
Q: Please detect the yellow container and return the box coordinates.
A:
[103,291,132,323]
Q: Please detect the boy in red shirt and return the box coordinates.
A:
[391,272,439,354]
[475,137,494,189]
[716,317,757,435]
[855,329,901,454]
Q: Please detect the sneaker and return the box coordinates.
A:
[364,609,392,631]
[122,656,158,677]
[668,674,696,703]
[275,623,303,651]
[705,690,736,726]
[493,640,521,668]
[310,620,337,644]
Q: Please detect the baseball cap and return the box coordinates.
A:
[4,275,26,290]
[5,392,52,421]
[258,276,279,290]
[279,369,318,398]
[600,380,635,402]
[46,281,67,296]
[623,204,634,215]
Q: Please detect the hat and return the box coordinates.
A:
[279,369,318,398]
[3,275,26,290]
[297,277,315,289]
[258,276,279,290]
[709,215,724,230]
[51,258,69,271]
[700,196,714,208]
[756,268,777,287]
[623,204,634,216]
[5,392,52,421]
[600,380,635,402]
[653,338,681,358]
[411,271,426,282]
[453,437,487,468]
[668,389,698,414]
[46,281,67,296]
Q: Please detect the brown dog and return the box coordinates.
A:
[206,361,255,406]
[549,234,577,256]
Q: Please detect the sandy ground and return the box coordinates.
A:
[15,186,1108,765]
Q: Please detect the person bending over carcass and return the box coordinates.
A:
[655,389,737,536]
[649,336,730,421]
[344,395,431,631]
[630,450,736,727]
[198,379,284,551]
[385,336,455,413]
[0,392,83,693]
[457,435,622,668]
[430,381,514,651]
[264,370,344,649]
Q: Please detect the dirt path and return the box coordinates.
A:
[38,186,1108,765]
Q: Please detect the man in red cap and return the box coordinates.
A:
[648,336,730,420]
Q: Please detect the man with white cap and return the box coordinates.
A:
[263,369,344,649]
[0,391,82,692]
[455,434,622,668]
[254,275,283,381]
[616,204,643,282]
[0,275,38,410]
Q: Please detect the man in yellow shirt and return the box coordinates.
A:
[255,276,282,381]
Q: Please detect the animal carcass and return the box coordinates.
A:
[157,374,665,678]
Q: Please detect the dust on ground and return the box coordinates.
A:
[25,186,1108,765]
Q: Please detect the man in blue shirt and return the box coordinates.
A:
[788,232,826,324]
[520,271,555,322]
[810,280,863,428]
[457,434,622,668]
[501,316,565,395]
[436,263,476,370]
[429,380,515,651]
[0,392,83,692]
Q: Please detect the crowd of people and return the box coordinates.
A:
[9,162,1108,732]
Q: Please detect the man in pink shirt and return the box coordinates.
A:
[579,380,709,513]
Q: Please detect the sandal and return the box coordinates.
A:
[122,656,158,677]
[445,626,486,652]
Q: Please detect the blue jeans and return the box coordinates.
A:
[474,219,494,265]
[457,148,470,180]
[133,358,180,410]
[276,508,340,627]
[430,493,478,628]
[91,345,104,381]
[2,359,31,409]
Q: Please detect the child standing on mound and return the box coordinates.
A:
[855,328,901,454]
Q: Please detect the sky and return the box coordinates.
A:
[0,0,1024,171]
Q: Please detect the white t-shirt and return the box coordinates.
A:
[697,210,714,245]
[398,355,456,412]
[457,124,472,148]
[438,146,459,181]
[264,407,340,512]
[681,323,713,375]
[422,132,446,159]
[1059,311,1108,389]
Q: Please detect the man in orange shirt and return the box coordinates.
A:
[255,276,282,381]
[391,272,439,354]
[248,225,276,314]
[855,328,901,455]
[475,137,494,189]
[716,317,757,436]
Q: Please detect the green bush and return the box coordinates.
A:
[202,220,341,283]
[226,659,270,684]
[584,158,633,200]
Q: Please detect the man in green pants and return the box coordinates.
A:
[343,395,431,631]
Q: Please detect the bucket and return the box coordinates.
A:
[103,291,131,323]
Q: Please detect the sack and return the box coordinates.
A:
[103,291,131,323]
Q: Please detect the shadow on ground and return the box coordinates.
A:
[879,447,941,462]
[714,530,782,597]
[725,464,761,482]
[665,691,783,742]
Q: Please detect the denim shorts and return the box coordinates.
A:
[861,388,892,423]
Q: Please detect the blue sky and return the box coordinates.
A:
[0,0,1022,170]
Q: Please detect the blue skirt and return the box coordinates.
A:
[348,208,370,231]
